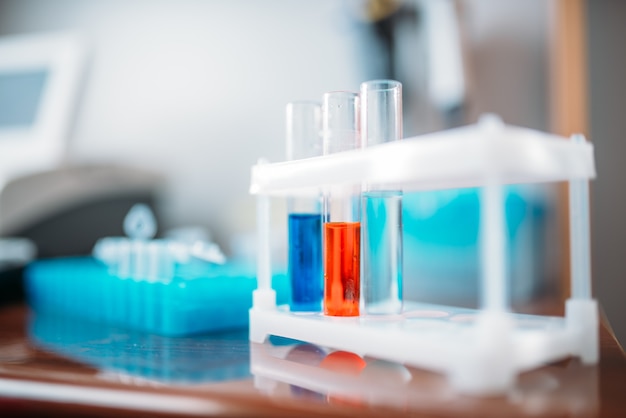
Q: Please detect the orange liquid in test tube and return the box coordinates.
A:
[323,222,360,316]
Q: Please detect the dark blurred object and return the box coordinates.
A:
[0,163,163,258]
[0,266,24,306]
[348,0,467,135]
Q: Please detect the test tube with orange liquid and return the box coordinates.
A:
[321,91,361,317]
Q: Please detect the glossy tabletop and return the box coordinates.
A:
[0,302,624,417]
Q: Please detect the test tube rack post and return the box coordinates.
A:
[248,114,598,396]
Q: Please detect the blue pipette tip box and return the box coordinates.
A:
[24,256,289,336]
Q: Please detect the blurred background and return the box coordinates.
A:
[0,0,623,344]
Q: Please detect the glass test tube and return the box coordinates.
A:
[360,80,403,315]
[286,102,324,312]
[322,91,361,317]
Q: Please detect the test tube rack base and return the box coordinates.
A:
[249,327,599,415]
[249,115,598,396]
[249,299,598,395]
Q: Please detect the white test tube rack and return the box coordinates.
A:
[248,115,598,396]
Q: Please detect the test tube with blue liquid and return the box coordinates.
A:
[360,80,403,315]
[322,91,361,317]
[286,102,324,312]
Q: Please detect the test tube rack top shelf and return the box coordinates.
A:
[248,114,598,396]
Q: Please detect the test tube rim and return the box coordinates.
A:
[360,79,402,92]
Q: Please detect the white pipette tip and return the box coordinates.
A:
[190,241,226,265]
[123,204,157,240]
[94,204,227,280]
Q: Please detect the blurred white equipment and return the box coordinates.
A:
[0,31,86,187]
[93,204,226,282]
[0,32,163,261]
[0,31,85,267]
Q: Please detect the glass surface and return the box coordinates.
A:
[0,304,613,417]
[286,101,323,312]
[251,338,600,416]
[29,310,251,384]
[362,191,403,314]
[286,101,321,160]
[360,80,403,315]
[360,79,402,147]
[322,91,361,317]
[322,91,360,154]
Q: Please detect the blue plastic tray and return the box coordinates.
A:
[24,256,289,336]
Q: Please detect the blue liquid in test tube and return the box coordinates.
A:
[288,213,323,311]
[285,101,323,312]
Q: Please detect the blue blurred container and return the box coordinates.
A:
[24,256,289,336]
[402,185,551,307]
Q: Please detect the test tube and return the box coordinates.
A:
[286,101,324,312]
[360,79,403,315]
[322,91,361,317]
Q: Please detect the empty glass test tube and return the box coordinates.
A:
[322,91,361,317]
[286,102,324,312]
[360,79,403,315]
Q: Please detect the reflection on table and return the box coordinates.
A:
[251,337,599,417]
[0,304,612,417]
[28,310,251,384]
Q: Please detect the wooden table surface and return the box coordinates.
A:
[0,302,624,417]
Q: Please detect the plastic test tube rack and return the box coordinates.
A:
[248,114,598,396]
